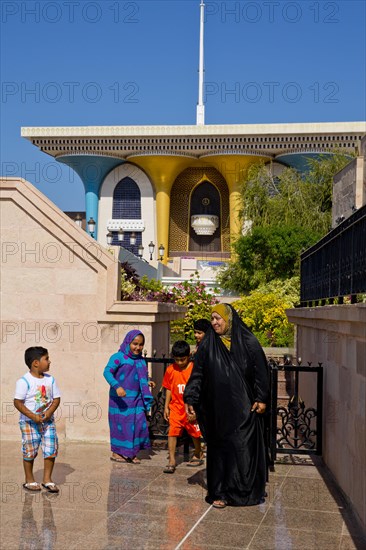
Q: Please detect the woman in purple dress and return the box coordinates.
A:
[103,330,154,464]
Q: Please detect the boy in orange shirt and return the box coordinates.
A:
[163,340,203,474]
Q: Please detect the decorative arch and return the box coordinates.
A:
[98,163,155,254]
[169,167,230,254]
[189,181,221,252]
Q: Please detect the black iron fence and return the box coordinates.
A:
[145,356,172,440]
[145,356,323,462]
[300,204,366,305]
[269,360,323,463]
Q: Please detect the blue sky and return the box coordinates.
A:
[1,0,365,210]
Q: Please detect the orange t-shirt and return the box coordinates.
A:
[162,362,194,419]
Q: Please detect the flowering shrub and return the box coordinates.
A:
[120,264,174,302]
[120,266,217,342]
[233,290,294,347]
[170,272,218,343]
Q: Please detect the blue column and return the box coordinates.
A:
[57,155,124,239]
[84,179,100,237]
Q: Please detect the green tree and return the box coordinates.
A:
[218,153,352,294]
[233,225,321,291]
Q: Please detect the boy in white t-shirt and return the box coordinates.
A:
[14,347,61,493]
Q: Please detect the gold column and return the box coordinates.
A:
[129,155,194,263]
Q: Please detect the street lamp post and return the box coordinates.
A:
[106,231,113,245]
[130,232,137,246]
[158,244,165,261]
[87,217,96,238]
[117,227,124,243]
[137,244,144,259]
[115,230,158,261]
[129,231,137,255]
[75,213,83,228]
[148,241,155,261]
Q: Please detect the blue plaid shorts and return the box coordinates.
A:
[19,420,58,460]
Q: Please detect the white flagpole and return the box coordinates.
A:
[196,0,205,125]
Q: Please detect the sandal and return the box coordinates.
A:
[163,464,176,474]
[187,455,204,467]
[41,482,59,493]
[110,455,131,463]
[23,482,41,492]
[212,500,227,509]
[130,456,141,464]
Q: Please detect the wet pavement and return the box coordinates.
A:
[1,440,365,549]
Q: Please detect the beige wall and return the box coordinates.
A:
[287,305,366,531]
[0,178,185,443]
[332,136,366,227]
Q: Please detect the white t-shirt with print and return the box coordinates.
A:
[14,372,61,421]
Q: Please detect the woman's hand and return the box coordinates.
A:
[187,411,197,423]
[163,408,170,422]
[116,387,126,397]
[251,402,266,414]
[148,380,156,389]
[185,404,197,422]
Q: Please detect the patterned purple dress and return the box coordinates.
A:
[103,330,154,458]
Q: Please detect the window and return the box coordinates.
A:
[112,178,142,251]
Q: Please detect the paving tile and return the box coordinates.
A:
[182,518,258,549]
[203,502,269,525]
[180,543,234,550]
[101,510,194,544]
[248,526,342,549]
[0,499,109,550]
[268,463,293,476]
[71,536,176,550]
[261,506,344,534]
[286,464,330,479]
[122,496,209,517]
[273,476,348,511]
[135,474,209,501]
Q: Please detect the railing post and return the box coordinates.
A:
[316,365,323,455]
[270,365,278,464]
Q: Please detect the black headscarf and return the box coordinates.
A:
[193,318,211,333]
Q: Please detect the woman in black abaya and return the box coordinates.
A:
[184,303,269,508]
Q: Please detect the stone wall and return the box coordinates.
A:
[0,178,185,442]
[332,135,366,227]
[287,304,366,531]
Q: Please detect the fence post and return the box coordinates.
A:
[270,364,278,464]
[316,365,323,455]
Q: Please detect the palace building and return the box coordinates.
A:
[21,121,365,280]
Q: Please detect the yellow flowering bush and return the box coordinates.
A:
[233,291,294,347]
